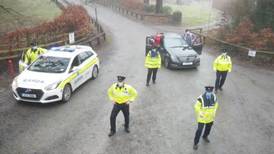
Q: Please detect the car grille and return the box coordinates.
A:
[178,56,196,62]
[16,88,44,100]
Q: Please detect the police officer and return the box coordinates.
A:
[193,86,218,150]
[213,49,232,93]
[23,41,47,65]
[107,76,138,137]
[145,39,161,86]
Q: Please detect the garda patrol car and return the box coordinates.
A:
[12,45,100,103]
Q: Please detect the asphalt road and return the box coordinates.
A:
[1,2,274,154]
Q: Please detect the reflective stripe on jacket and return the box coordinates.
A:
[108,83,138,104]
[213,55,232,72]
[194,93,218,123]
[145,49,161,69]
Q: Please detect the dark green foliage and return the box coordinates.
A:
[172,11,182,24]
[251,0,274,30]
[144,5,172,15]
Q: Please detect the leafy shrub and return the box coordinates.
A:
[161,6,172,15]
[0,5,93,48]
[172,11,182,24]
[119,0,143,10]
[144,5,172,15]
[144,4,155,13]
[223,19,274,50]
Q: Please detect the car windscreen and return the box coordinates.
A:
[28,56,70,73]
[164,38,188,48]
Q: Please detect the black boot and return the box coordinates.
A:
[108,131,115,137]
[124,128,130,133]
[193,144,198,150]
[203,136,210,143]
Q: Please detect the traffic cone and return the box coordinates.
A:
[7,59,15,78]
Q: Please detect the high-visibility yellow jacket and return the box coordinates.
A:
[194,94,218,123]
[23,47,47,65]
[213,55,232,72]
[145,49,161,69]
[108,83,138,104]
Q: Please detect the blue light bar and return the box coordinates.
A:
[50,46,75,52]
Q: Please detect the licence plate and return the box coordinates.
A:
[183,62,193,65]
[22,93,37,98]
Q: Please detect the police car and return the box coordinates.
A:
[12,45,100,103]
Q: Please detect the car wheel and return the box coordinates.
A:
[62,84,72,103]
[91,65,99,80]
[164,57,170,68]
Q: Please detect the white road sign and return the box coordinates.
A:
[248,50,256,57]
[69,32,75,44]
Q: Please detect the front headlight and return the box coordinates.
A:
[12,77,18,88]
[44,81,61,91]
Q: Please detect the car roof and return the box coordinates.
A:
[44,45,94,58]
[163,33,182,39]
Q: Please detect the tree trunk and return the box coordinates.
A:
[156,0,163,13]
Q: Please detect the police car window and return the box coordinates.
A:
[86,51,93,57]
[28,56,70,73]
[71,56,80,67]
[79,52,92,64]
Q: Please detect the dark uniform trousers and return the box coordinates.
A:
[194,122,213,145]
[110,103,129,132]
[215,71,228,90]
[146,68,158,84]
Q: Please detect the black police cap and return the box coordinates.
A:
[117,75,126,82]
[205,86,214,92]
[30,41,37,46]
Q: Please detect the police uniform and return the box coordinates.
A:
[193,86,218,150]
[107,76,138,137]
[213,51,232,93]
[23,42,47,65]
[145,47,161,86]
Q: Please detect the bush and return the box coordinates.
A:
[172,11,182,24]
[0,5,93,48]
[223,19,274,50]
[119,0,143,10]
[161,6,172,15]
[144,4,155,13]
[144,5,172,15]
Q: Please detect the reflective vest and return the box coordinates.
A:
[108,83,138,104]
[145,49,161,69]
[194,93,218,123]
[213,55,232,72]
[23,47,47,65]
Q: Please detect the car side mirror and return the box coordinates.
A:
[70,66,79,73]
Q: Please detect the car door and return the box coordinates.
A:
[69,55,84,90]
[145,35,154,55]
[78,51,94,84]
[161,37,169,61]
